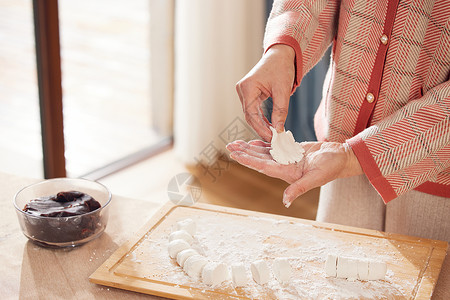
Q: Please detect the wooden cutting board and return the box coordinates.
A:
[89,202,447,299]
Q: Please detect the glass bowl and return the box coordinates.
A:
[14,178,112,248]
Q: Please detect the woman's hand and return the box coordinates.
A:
[236,45,296,141]
[226,140,363,207]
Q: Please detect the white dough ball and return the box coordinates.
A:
[177,218,196,236]
[336,256,358,280]
[169,230,194,245]
[325,254,337,277]
[251,259,270,285]
[202,262,229,286]
[176,248,198,267]
[272,258,292,283]
[357,259,369,281]
[183,254,208,278]
[231,263,247,287]
[368,261,387,280]
[324,254,386,282]
[346,258,359,280]
[168,239,190,259]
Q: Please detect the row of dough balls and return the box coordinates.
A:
[167,218,293,287]
[325,254,387,281]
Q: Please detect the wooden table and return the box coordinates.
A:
[0,172,166,299]
[2,172,448,299]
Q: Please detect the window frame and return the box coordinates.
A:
[33,0,174,180]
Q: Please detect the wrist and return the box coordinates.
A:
[342,143,363,177]
[266,44,295,63]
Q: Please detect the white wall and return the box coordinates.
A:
[174,0,265,164]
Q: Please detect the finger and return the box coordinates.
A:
[227,141,272,159]
[258,95,272,128]
[226,140,247,152]
[271,88,290,133]
[245,111,272,142]
[259,105,274,140]
[235,80,245,106]
[262,113,271,127]
[234,140,271,155]
[248,140,271,147]
[226,144,241,153]
[226,142,247,154]
[229,142,272,160]
[244,93,271,141]
[237,82,272,142]
[245,145,271,156]
[282,173,320,208]
[238,148,272,160]
[229,151,286,179]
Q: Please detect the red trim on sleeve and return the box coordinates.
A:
[347,135,397,203]
[414,182,450,198]
[265,36,303,94]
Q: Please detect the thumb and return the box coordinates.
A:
[271,89,290,133]
[282,174,317,208]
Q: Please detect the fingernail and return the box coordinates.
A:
[282,192,291,208]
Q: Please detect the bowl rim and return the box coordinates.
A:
[13,177,112,220]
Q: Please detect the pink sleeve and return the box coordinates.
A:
[263,0,340,91]
[347,80,450,203]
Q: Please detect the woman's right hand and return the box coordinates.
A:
[236,44,296,141]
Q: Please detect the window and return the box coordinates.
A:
[0,0,174,179]
[0,0,43,178]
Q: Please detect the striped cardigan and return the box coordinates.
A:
[264,0,450,203]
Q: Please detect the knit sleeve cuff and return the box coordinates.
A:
[346,135,397,204]
[265,35,303,94]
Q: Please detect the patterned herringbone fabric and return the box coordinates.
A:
[264,0,450,202]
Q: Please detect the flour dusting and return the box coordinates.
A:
[122,210,418,299]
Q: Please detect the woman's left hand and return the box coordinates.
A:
[226,140,363,207]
